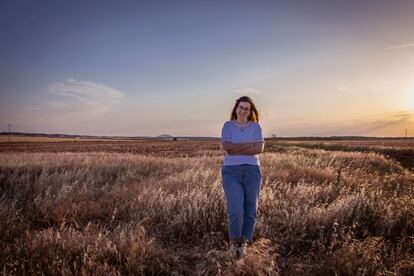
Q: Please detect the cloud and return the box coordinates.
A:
[46,102,70,109]
[47,79,125,120]
[386,42,414,50]
[48,79,124,105]
[27,107,47,111]
[355,119,406,134]
[261,108,275,119]
[326,111,414,136]
[338,86,351,91]
[235,88,263,95]
[272,111,414,137]
[389,111,414,120]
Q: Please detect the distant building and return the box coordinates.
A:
[156,134,176,141]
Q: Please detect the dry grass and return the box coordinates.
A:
[0,140,221,158]
[281,138,414,148]
[266,139,414,171]
[0,135,109,142]
[1,141,414,275]
[0,134,159,143]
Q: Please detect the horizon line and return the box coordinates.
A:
[0,131,412,140]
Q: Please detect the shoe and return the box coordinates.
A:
[229,242,240,259]
[242,238,253,247]
[237,237,252,257]
[236,243,244,257]
[229,237,245,259]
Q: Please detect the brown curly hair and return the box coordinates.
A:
[230,96,259,122]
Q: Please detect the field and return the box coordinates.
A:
[267,138,414,172]
[1,138,414,275]
[0,135,147,143]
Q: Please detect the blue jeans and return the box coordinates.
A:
[221,164,262,241]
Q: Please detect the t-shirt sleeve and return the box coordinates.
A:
[221,122,232,143]
[254,123,264,143]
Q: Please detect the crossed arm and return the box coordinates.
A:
[221,141,264,155]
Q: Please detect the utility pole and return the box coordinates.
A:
[405,128,408,138]
[8,124,11,142]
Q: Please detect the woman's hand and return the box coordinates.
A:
[221,141,264,155]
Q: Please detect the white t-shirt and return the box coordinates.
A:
[220,120,264,166]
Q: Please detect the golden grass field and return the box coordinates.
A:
[282,138,414,148]
[1,138,414,275]
[0,135,142,143]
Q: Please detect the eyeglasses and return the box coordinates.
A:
[238,106,250,112]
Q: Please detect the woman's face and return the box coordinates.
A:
[236,102,251,120]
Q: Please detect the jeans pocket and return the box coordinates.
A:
[253,165,262,178]
[221,165,239,176]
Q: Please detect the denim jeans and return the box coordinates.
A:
[221,164,262,241]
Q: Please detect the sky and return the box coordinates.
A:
[1,0,414,137]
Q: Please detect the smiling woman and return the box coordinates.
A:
[220,96,264,259]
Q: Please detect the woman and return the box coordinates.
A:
[220,96,265,259]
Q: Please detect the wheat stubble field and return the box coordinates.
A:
[1,138,414,275]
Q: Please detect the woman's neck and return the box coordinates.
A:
[235,118,249,125]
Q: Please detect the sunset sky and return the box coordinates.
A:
[1,0,414,137]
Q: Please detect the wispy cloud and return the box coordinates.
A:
[338,86,351,92]
[235,88,263,95]
[48,79,124,105]
[273,111,414,137]
[27,107,47,111]
[47,79,125,120]
[328,111,414,136]
[390,111,414,119]
[386,42,414,50]
[261,108,275,119]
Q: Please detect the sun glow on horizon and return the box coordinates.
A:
[403,85,414,110]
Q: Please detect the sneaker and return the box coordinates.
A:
[229,238,242,259]
[229,242,239,258]
[242,238,253,247]
[229,237,248,259]
[237,237,252,257]
[236,243,244,257]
